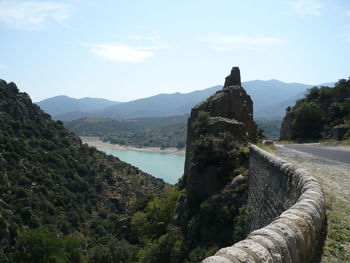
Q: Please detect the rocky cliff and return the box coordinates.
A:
[182,67,257,210]
[175,67,257,251]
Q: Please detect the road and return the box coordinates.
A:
[274,143,350,206]
[274,143,350,261]
[280,144,350,165]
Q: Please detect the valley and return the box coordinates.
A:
[2,1,350,262]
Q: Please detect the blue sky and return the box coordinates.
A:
[0,0,350,102]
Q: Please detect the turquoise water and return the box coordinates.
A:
[101,149,185,184]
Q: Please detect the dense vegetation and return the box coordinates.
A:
[281,79,350,141]
[255,118,282,139]
[0,80,250,262]
[0,80,166,262]
[65,116,187,148]
[66,115,275,147]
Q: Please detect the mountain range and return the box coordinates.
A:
[36,80,335,121]
[36,95,122,116]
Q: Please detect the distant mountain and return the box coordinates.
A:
[244,79,312,115]
[41,80,335,121]
[253,81,335,118]
[54,86,222,121]
[36,95,121,116]
[319,82,336,87]
[254,91,307,119]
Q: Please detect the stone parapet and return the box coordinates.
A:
[202,145,326,263]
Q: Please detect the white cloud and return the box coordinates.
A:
[87,43,159,63]
[0,0,70,30]
[87,32,167,63]
[0,64,7,70]
[346,10,350,17]
[198,33,286,51]
[127,31,168,49]
[292,0,323,16]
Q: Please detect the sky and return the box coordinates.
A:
[0,0,350,102]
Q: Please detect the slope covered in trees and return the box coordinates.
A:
[0,79,253,263]
[65,115,279,147]
[65,116,188,148]
[280,78,350,141]
[0,80,166,262]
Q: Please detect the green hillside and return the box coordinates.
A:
[280,78,350,141]
[0,79,252,263]
[65,116,188,148]
[0,80,165,262]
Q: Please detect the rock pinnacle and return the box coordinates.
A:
[224,67,241,87]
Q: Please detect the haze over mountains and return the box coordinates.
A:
[37,80,335,121]
[36,95,122,116]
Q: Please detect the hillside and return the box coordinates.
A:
[0,80,165,262]
[65,115,188,148]
[36,95,121,116]
[40,80,321,121]
[280,79,350,141]
[244,79,312,118]
[65,112,286,145]
[65,114,284,146]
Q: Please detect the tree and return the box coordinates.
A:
[12,227,86,263]
[291,102,323,140]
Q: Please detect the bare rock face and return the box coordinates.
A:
[224,67,241,87]
[181,67,257,212]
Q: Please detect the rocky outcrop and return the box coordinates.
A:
[189,67,256,142]
[224,67,241,87]
[182,67,257,211]
[202,145,326,263]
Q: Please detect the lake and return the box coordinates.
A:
[101,149,185,184]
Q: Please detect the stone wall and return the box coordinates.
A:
[202,145,326,263]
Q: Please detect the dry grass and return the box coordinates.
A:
[321,193,350,262]
[276,140,295,144]
[321,139,350,146]
[256,142,276,152]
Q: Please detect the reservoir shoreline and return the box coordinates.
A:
[80,136,186,155]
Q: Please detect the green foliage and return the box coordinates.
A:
[137,225,185,263]
[128,183,246,263]
[191,132,248,184]
[233,205,249,242]
[292,102,323,140]
[185,246,218,263]
[0,79,252,263]
[0,79,165,262]
[89,238,139,263]
[132,188,181,242]
[12,227,86,263]
[255,118,282,139]
[65,115,188,148]
[283,79,350,141]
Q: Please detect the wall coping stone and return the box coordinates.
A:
[202,144,326,263]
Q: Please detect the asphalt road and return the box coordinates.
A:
[282,144,350,165]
